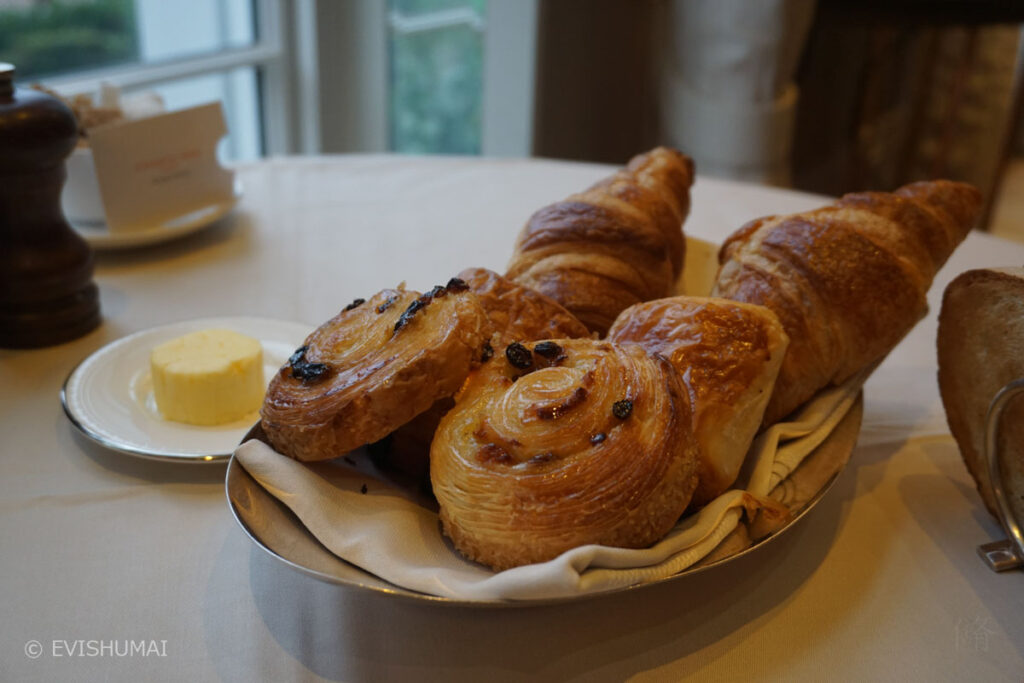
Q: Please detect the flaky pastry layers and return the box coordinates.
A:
[506,146,695,335]
[608,296,789,508]
[261,281,492,462]
[376,268,592,479]
[431,338,699,571]
[457,267,591,345]
[713,180,981,425]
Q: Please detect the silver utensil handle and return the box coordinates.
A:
[980,378,1024,571]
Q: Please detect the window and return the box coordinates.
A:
[388,0,487,154]
[1,1,538,160]
[0,0,140,78]
[0,0,286,161]
[384,0,537,157]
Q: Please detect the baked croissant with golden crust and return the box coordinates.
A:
[431,338,699,571]
[261,281,492,462]
[608,296,789,508]
[506,146,695,335]
[713,180,981,425]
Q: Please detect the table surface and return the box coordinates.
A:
[2,155,1022,682]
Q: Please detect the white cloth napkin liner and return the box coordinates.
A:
[235,372,864,601]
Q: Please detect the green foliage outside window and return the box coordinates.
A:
[0,0,138,80]
[389,0,486,155]
[2,0,488,156]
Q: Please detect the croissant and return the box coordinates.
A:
[608,296,789,507]
[713,180,982,425]
[506,146,695,335]
[261,280,492,462]
[431,338,699,570]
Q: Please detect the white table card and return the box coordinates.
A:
[88,102,236,233]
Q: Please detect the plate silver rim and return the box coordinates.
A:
[61,316,310,463]
[61,369,232,463]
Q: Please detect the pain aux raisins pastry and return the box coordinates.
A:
[260,279,492,462]
[430,338,699,571]
[371,267,593,480]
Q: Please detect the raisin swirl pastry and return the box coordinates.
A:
[374,268,592,480]
[260,280,492,462]
[608,296,789,508]
[431,338,699,571]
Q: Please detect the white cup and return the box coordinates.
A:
[61,146,105,225]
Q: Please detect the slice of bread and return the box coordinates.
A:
[937,267,1024,518]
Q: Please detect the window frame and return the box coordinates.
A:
[30,0,539,159]
[38,0,297,157]
[307,0,537,157]
[480,0,537,157]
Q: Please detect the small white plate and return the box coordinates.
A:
[61,317,311,463]
[71,192,241,251]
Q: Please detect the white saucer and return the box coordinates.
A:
[61,317,312,463]
[71,193,241,251]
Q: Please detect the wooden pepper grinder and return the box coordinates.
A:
[0,63,101,348]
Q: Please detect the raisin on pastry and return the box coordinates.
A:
[261,282,491,462]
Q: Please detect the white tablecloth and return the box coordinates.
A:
[2,155,1022,682]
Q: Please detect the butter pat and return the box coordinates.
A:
[150,329,265,425]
